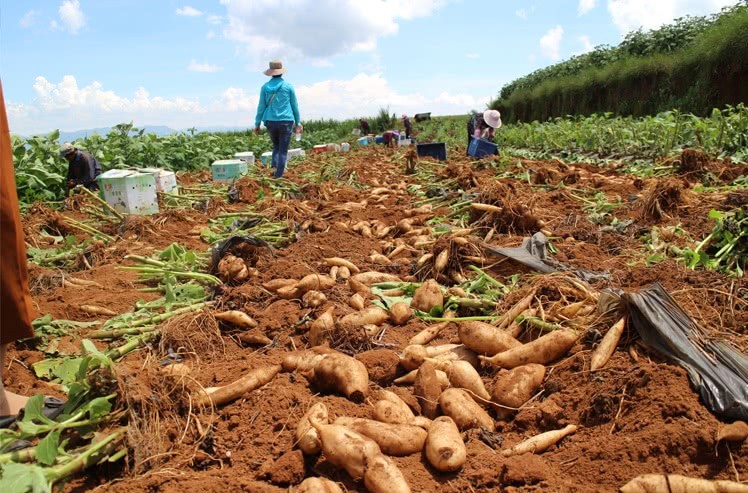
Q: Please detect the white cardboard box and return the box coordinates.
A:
[212,159,248,183]
[234,151,255,164]
[139,167,178,194]
[97,169,159,216]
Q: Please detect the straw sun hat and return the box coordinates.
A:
[483,109,502,129]
[263,60,287,76]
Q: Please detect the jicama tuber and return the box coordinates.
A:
[425,416,466,472]
[338,306,389,330]
[414,360,442,419]
[411,279,443,313]
[590,317,626,371]
[620,474,748,493]
[491,363,546,409]
[295,477,343,493]
[309,308,335,346]
[438,388,494,431]
[390,302,413,325]
[194,364,280,407]
[334,417,427,456]
[480,329,580,368]
[501,424,577,457]
[323,257,360,273]
[296,402,328,455]
[215,310,258,328]
[309,353,369,402]
[458,321,521,356]
[364,454,411,493]
[310,419,381,480]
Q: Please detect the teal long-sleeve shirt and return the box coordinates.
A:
[254,76,300,127]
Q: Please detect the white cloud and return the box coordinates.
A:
[540,25,564,61]
[466,53,479,59]
[176,6,203,16]
[206,30,216,40]
[207,14,223,24]
[7,74,489,135]
[578,0,597,16]
[20,10,38,28]
[607,0,736,34]
[515,5,535,19]
[219,0,451,67]
[58,0,86,34]
[578,35,594,53]
[187,60,223,73]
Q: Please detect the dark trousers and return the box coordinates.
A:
[265,121,293,178]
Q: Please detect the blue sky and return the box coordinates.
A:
[1,0,737,135]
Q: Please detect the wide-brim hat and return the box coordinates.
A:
[483,109,502,129]
[263,59,287,76]
[60,142,76,157]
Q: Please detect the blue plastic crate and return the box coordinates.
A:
[468,137,498,158]
[375,136,385,144]
[416,142,447,161]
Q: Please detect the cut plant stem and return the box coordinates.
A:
[75,185,124,221]
[519,315,562,333]
[44,429,125,487]
[421,315,498,322]
[105,301,212,330]
[105,332,158,360]
[87,326,157,339]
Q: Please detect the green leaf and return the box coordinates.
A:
[32,358,64,379]
[708,209,724,221]
[0,462,50,493]
[84,396,113,420]
[20,395,46,423]
[35,430,61,466]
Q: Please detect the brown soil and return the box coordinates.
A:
[7,146,747,493]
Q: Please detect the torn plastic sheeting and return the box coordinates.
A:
[623,283,748,421]
[485,232,608,283]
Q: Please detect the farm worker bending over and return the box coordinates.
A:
[0,79,36,420]
[466,109,502,156]
[254,59,302,179]
[60,142,102,194]
[359,118,371,135]
[402,114,413,139]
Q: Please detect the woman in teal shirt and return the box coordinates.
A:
[254,60,302,178]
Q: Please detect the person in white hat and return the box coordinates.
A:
[59,142,102,194]
[466,109,502,156]
[254,59,302,178]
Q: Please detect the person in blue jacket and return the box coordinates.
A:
[254,60,302,178]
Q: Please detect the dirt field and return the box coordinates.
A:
[6,145,747,492]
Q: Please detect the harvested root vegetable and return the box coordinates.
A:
[194,364,280,407]
[409,321,450,346]
[506,308,537,338]
[338,266,351,279]
[215,310,257,328]
[497,290,536,330]
[302,290,327,308]
[67,277,103,288]
[296,402,328,455]
[717,421,748,442]
[368,253,391,265]
[501,424,577,457]
[334,417,427,456]
[160,363,191,377]
[373,390,416,425]
[80,305,117,316]
[297,274,336,293]
[217,254,250,283]
[263,278,297,291]
[387,244,408,259]
[329,265,339,280]
[492,363,546,409]
[400,343,461,371]
[619,474,748,493]
[480,329,580,368]
[295,477,343,493]
[349,278,371,297]
[425,416,466,472]
[438,388,494,431]
[323,257,360,273]
[237,330,272,346]
[309,308,335,346]
[412,280,443,313]
[352,271,401,285]
[458,321,521,356]
[276,284,301,299]
[434,250,449,273]
[414,361,442,419]
[590,317,626,371]
[364,454,411,493]
[472,202,503,213]
[431,359,491,401]
[282,346,337,372]
[310,353,369,402]
[349,293,365,311]
[310,419,381,480]
[339,307,389,330]
[390,302,413,325]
